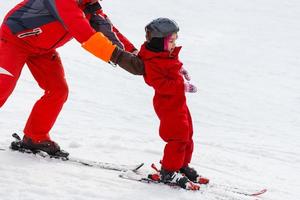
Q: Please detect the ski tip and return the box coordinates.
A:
[10,140,23,151]
[12,133,21,141]
[250,188,267,196]
[133,163,144,172]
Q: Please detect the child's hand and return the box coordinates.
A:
[180,67,191,81]
[184,83,197,93]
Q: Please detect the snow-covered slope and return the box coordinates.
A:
[1,0,299,199]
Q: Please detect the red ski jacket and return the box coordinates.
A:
[139,43,187,119]
[2,0,137,62]
[3,0,96,51]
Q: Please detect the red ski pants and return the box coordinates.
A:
[159,108,194,171]
[0,26,68,142]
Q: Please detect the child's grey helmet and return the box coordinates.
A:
[145,18,179,39]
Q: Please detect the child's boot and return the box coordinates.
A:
[160,167,200,190]
[180,166,209,184]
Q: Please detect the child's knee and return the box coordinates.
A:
[159,121,189,142]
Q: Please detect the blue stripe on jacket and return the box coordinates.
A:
[5,0,60,34]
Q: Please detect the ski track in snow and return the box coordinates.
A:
[1,0,300,200]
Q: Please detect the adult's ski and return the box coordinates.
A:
[5,133,144,172]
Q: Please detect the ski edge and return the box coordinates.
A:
[6,145,144,172]
[119,173,186,190]
[119,172,267,196]
[211,183,268,197]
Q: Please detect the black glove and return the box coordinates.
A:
[84,2,102,14]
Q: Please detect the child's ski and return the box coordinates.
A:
[119,170,188,190]
[119,164,267,196]
[210,183,267,197]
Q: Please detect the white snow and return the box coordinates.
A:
[1,0,299,199]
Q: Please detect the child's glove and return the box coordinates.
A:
[180,67,191,81]
[184,83,197,93]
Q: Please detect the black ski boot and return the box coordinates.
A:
[15,134,69,158]
[180,166,209,184]
[160,167,200,190]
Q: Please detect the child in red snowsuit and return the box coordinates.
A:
[138,18,208,190]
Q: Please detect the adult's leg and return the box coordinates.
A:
[0,37,27,107]
[24,51,69,142]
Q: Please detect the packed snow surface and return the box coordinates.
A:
[0,0,299,199]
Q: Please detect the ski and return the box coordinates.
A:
[210,183,267,197]
[119,164,267,196]
[119,170,188,190]
[119,164,202,191]
[67,157,144,172]
[5,133,144,172]
[234,188,267,197]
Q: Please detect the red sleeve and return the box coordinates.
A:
[112,26,137,52]
[144,63,184,95]
[54,0,96,43]
[96,9,137,52]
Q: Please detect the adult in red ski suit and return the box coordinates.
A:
[0,0,143,145]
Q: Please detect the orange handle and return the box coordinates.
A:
[82,32,116,62]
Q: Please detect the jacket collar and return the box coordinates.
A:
[139,42,182,60]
